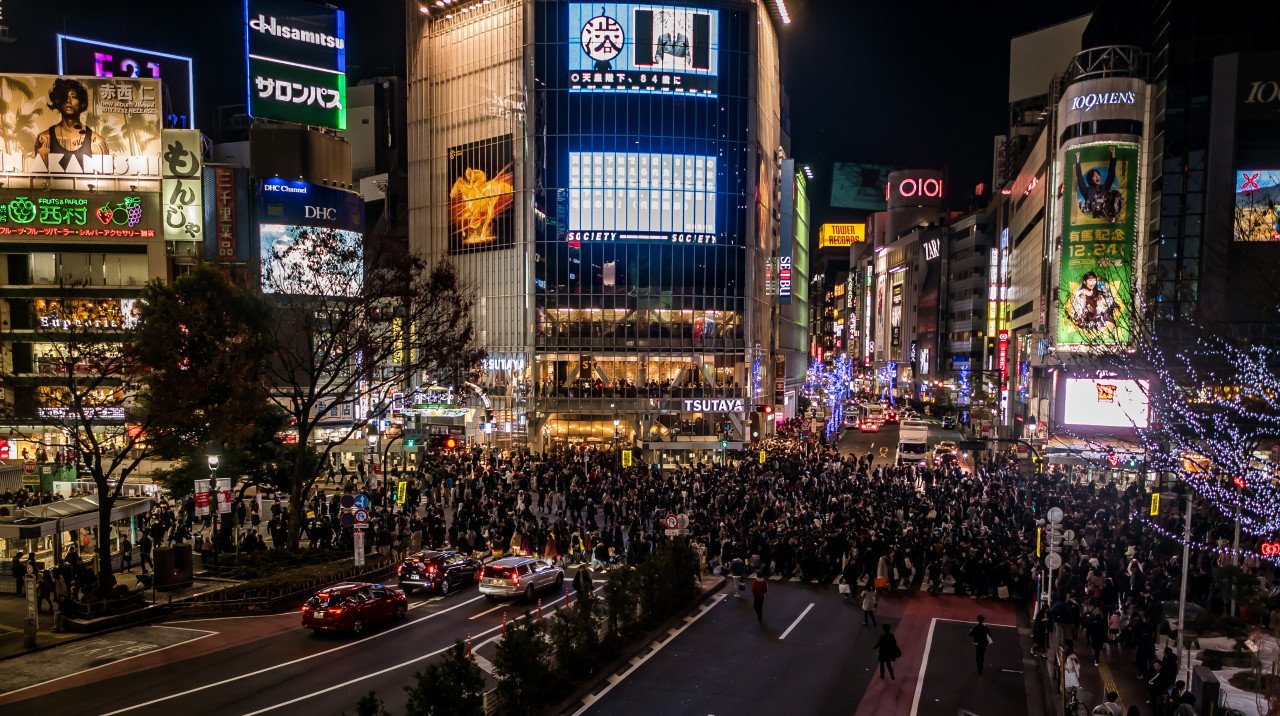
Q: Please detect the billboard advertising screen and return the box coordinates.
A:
[1058,143,1138,347]
[567,151,716,243]
[1062,377,1150,429]
[1233,170,1280,242]
[246,0,347,130]
[258,178,363,296]
[0,190,158,238]
[448,135,515,253]
[569,3,718,96]
[57,35,194,129]
[830,163,891,211]
[0,74,162,181]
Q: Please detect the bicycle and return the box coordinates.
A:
[1064,686,1090,716]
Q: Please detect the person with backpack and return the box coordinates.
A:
[872,624,901,680]
[1092,690,1123,716]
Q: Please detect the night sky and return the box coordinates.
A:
[0,0,1096,212]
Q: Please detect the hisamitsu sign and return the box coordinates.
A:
[245,0,346,130]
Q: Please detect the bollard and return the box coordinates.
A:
[502,610,508,636]
[537,598,543,620]
[467,632,473,657]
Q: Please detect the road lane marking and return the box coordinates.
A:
[469,602,509,619]
[0,630,217,699]
[166,613,296,624]
[778,602,815,640]
[571,594,724,716]
[238,588,596,716]
[909,618,939,716]
[100,594,486,715]
[409,596,443,611]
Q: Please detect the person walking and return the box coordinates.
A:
[11,552,26,595]
[138,532,153,575]
[1093,690,1123,716]
[573,564,594,611]
[872,624,900,680]
[860,584,878,626]
[730,556,746,598]
[751,572,768,623]
[970,614,993,675]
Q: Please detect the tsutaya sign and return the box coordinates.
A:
[682,398,744,413]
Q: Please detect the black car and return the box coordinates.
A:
[397,550,481,595]
[941,416,957,430]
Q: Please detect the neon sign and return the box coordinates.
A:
[888,176,944,200]
[0,192,156,237]
[1262,543,1280,557]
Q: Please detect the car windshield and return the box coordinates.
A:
[900,443,927,452]
[487,566,516,578]
[307,592,342,608]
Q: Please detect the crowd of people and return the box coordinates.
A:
[7,413,1278,715]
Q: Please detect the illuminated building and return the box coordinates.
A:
[408,0,787,458]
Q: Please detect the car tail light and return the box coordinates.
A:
[511,571,520,585]
[478,566,484,579]
[397,564,403,575]
[302,605,311,612]
[428,565,437,574]
[329,608,343,615]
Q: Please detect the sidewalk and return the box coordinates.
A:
[0,563,234,661]
[1035,625,1153,715]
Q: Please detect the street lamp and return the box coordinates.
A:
[206,452,220,563]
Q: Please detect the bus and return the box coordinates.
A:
[857,403,886,426]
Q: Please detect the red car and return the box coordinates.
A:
[301,582,407,635]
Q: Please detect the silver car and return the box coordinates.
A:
[479,557,565,601]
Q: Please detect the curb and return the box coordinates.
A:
[0,606,172,663]
[548,576,725,715]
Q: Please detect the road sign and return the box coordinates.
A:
[664,514,678,530]
[340,512,354,528]
[341,494,355,509]
[354,509,369,525]
[353,494,370,510]
[22,460,36,475]
[1062,529,1075,544]
[664,529,682,536]
[1045,553,1063,570]
[677,514,690,530]
[1047,507,1063,524]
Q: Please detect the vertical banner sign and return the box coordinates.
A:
[214,166,237,260]
[1149,492,1160,517]
[193,478,211,516]
[245,0,347,130]
[621,450,633,468]
[353,529,365,567]
[161,129,203,242]
[396,481,407,505]
[216,478,232,514]
[1058,143,1138,347]
[758,450,766,464]
[998,330,1010,380]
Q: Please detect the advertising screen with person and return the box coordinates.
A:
[1057,142,1138,347]
[448,135,515,253]
[1234,170,1280,242]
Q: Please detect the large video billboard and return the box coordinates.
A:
[258,178,363,296]
[57,35,195,129]
[567,151,716,243]
[448,135,515,253]
[1062,377,1150,429]
[0,74,162,181]
[830,163,891,211]
[1234,170,1280,242]
[1058,143,1138,347]
[569,3,718,96]
[246,0,347,130]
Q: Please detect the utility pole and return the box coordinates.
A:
[1175,489,1193,683]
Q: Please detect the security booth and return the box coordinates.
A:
[0,495,153,587]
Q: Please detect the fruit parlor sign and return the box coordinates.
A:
[0,190,159,238]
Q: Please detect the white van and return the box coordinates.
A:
[895,420,930,466]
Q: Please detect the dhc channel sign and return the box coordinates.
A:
[257,178,363,232]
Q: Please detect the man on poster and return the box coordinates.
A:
[34,78,110,169]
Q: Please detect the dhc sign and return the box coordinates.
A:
[682,398,744,413]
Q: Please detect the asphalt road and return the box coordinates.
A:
[0,581,588,716]
[836,419,968,468]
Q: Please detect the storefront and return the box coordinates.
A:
[0,495,153,584]
[1042,436,1150,488]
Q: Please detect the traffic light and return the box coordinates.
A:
[405,438,416,449]
[721,438,729,449]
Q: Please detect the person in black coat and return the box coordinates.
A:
[873,624,901,680]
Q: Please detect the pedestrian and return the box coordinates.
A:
[120,536,133,572]
[11,551,26,595]
[573,564,594,610]
[970,614,993,674]
[872,624,900,680]
[1032,608,1050,658]
[1093,690,1123,716]
[860,584,878,626]
[139,532,153,574]
[751,572,768,623]
[1062,639,1082,700]
[730,555,746,598]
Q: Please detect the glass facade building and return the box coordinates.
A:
[409,0,783,457]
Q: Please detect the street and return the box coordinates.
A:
[835,417,968,469]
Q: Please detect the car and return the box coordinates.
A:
[933,447,957,465]
[882,410,900,424]
[843,413,858,428]
[859,420,880,433]
[936,440,958,454]
[479,557,565,601]
[301,582,407,635]
[941,416,957,430]
[398,550,482,595]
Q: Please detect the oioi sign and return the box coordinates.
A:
[245,0,346,130]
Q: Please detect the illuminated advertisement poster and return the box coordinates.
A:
[754,143,770,250]
[890,278,903,348]
[448,135,514,252]
[214,166,238,260]
[1062,377,1150,429]
[161,129,203,242]
[246,0,346,130]
[57,35,195,129]
[33,298,140,332]
[1234,170,1280,242]
[567,151,716,243]
[0,190,158,238]
[819,223,865,248]
[0,74,161,181]
[258,178,363,297]
[569,3,718,95]
[1058,143,1138,347]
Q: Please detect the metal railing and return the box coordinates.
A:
[1063,45,1149,85]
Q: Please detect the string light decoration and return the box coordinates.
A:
[1132,513,1280,565]
[803,356,854,439]
[1133,334,1280,539]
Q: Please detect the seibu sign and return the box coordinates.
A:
[886,170,945,210]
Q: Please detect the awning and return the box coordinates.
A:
[1042,435,1143,466]
[0,495,152,540]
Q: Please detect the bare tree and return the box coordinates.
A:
[0,287,159,592]
[258,227,482,549]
